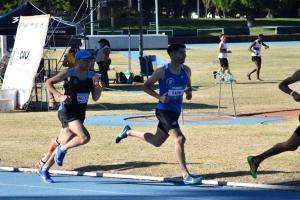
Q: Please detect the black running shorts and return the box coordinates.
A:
[155,108,180,134]
[251,56,261,63]
[58,109,85,128]
[219,58,229,68]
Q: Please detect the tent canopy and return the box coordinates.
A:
[0,1,83,36]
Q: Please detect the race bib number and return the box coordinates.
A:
[77,93,89,104]
[168,89,184,97]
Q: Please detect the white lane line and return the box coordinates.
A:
[1,166,300,192]
[0,182,137,196]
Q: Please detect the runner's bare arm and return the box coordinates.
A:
[248,42,256,53]
[262,42,269,49]
[91,74,103,101]
[183,65,191,87]
[103,48,110,62]
[279,70,300,101]
[183,65,192,100]
[45,69,68,99]
[143,67,164,100]
[219,43,226,53]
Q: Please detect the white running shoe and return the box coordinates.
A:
[183,174,203,185]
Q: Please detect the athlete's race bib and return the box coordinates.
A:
[253,51,260,56]
[252,46,261,56]
[168,89,185,97]
[77,93,89,104]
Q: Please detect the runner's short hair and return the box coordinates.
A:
[167,43,186,55]
[98,39,111,48]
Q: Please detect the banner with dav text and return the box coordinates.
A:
[2,15,50,108]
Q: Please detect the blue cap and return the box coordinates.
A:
[75,50,91,59]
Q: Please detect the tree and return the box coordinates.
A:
[277,0,299,17]
[32,0,71,17]
[240,0,279,26]
[0,0,72,18]
[0,0,19,15]
[96,0,127,28]
[202,0,212,17]
[261,0,298,18]
[212,0,237,18]
[68,0,89,22]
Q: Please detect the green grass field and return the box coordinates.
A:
[1,44,300,186]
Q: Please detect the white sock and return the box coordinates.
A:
[41,166,48,171]
[60,145,66,151]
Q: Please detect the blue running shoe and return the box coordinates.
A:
[37,169,54,183]
[183,174,203,185]
[55,145,67,166]
[115,125,131,143]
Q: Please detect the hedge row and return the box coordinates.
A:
[169,34,300,44]
[93,18,300,29]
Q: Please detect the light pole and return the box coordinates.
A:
[155,0,159,34]
[128,0,132,72]
[138,0,143,58]
[197,0,200,17]
[90,0,94,35]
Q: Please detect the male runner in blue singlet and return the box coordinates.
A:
[115,44,203,185]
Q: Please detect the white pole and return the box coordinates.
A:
[155,0,159,35]
[138,0,143,58]
[128,1,132,73]
[90,0,94,35]
[0,36,4,59]
[218,80,222,115]
[0,36,8,59]
[197,0,200,17]
[128,30,131,73]
[230,82,237,117]
[0,36,3,59]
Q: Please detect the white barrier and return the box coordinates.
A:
[85,34,168,50]
[146,29,173,37]
[0,99,14,112]
[0,89,17,111]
